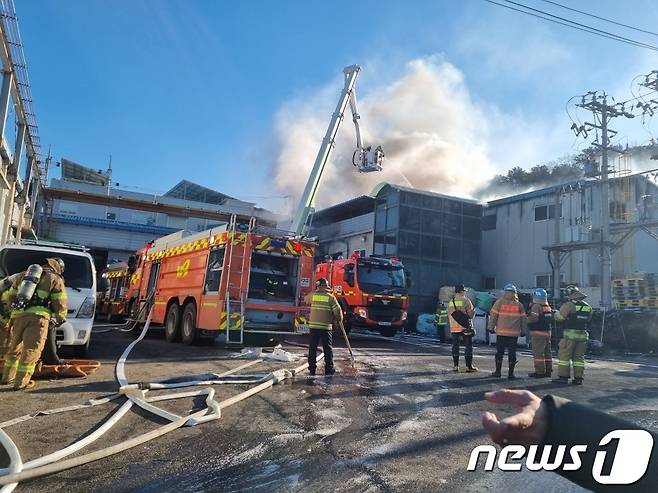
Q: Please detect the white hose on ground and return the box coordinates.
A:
[0,429,21,493]
[0,353,325,486]
[0,299,322,486]
[21,400,133,470]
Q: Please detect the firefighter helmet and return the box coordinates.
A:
[533,288,548,301]
[503,283,517,293]
[565,284,586,300]
[316,278,329,288]
[45,257,65,275]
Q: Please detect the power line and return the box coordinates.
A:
[537,0,658,38]
[502,0,658,51]
[482,0,658,52]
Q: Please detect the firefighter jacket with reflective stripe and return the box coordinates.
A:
[304,287,342,331]
[555,300,591,340]
[447,295,475,333]
[488,292,526,337]
[527,302,552,336]
[436,305,448,326]
[7,267,68,322]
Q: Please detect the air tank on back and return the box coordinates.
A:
[12,264,43,310]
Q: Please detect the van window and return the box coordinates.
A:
[0,249,93,289]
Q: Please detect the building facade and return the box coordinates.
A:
[311,183,482,315]
[39,159,278,268]
[481,174,658,305]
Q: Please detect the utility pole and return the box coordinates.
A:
[571,91,635,309]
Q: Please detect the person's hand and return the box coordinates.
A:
[482,389,549,447]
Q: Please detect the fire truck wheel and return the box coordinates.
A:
[165,303,181,342]
[181,303,199,345]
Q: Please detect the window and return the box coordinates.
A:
[445,200,462,214]
[204,247,225,292]
[482,214,497,231]
[441,238,460,263]
[400,206,420,231]
[534,204,562,222]
[386,206,399,230]
[442,213,461,237]
[375,203,386,232]
[422,210,442,235]
[535,274,551,289]
[106,212,117,221]
[421,235,441,259]
[0,249,93,289]
[482,276,496,289]
[353,249,367,258]
[534,206,548,222]
[399,231,420,255]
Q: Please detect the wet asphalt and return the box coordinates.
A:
[1,325,658,492]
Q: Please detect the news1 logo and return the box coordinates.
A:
[468,430,654,485]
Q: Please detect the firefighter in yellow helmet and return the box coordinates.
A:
[1,258,68,390]
[553,285,592,386]
[304,278,342,376]
[0,273,21,357]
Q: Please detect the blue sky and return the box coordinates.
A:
[18,0,658,211]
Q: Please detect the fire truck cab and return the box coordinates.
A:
[316,252,409,337]
[130,218,316,345]
[97,261,129,322]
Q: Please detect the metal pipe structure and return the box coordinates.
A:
[291,65,362,236]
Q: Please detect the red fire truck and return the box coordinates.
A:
[315,252,409,337]
[127,217,316,345]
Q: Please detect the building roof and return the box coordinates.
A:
[311,195,375,227]
[486,174,658,208]
[164,180,236,205]
[370,182,481,204]
[60,158,109,186]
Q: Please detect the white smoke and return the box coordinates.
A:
[271,57,556,214]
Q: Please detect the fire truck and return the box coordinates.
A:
[316,253,409,337]
[96,261,130,322]
[127,217,316,345]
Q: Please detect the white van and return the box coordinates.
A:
[0,240,97,356]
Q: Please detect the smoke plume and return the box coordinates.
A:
[272,58,500,213]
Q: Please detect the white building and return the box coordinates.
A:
[481,174,658,306]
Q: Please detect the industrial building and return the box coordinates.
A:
[310,183,482,316]
[481,172,658,307]
[39,159,278,267]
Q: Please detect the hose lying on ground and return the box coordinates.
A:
[0,303,322,489]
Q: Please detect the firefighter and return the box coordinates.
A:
[488,283,526,379]
[448,284,477,372]
[0,273,20,357]
[1,258,67,390]
[526,288,553,378]
[305,278,342,376]
[553,285,592,385]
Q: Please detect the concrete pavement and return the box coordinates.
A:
[1,326,657,492]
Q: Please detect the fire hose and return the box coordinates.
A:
[0,306,322,490]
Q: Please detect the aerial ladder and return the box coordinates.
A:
[291,64,384,236]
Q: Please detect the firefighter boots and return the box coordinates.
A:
[508,362,517,380]
[491,358,502,378]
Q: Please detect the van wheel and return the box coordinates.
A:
[165,304,181,342]
[181,303,198,345]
